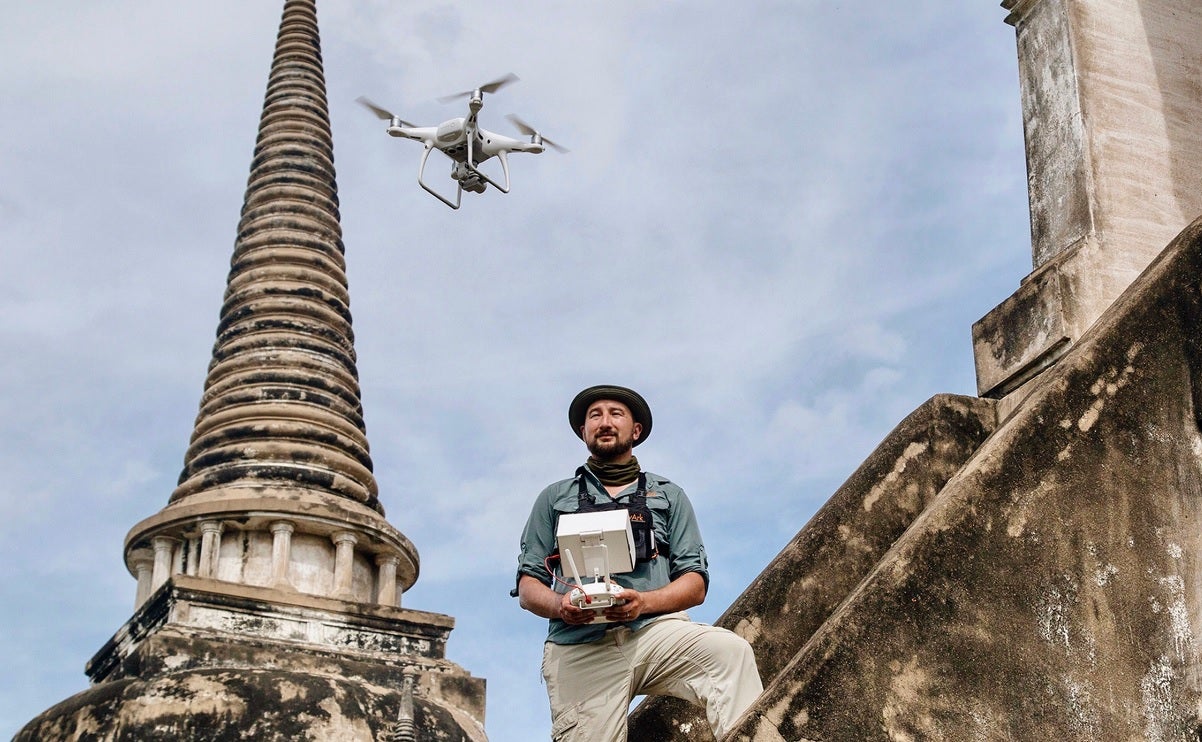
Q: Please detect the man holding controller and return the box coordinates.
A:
[514,385,762,741]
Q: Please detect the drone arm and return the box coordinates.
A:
[417,142,462,210]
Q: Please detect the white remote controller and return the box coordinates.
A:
[569,581,626,611]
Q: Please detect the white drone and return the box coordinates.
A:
[357,73,567,210]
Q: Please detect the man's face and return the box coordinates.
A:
[581,399,642,460]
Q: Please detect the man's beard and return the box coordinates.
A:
[587,431,634,461]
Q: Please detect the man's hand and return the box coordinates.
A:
[602,588,644,622]
[558,591,597,625]
[605,573,707,623]
[519,575,602,625]
[519,572,706,625]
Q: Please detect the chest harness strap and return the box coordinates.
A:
[574,467,662,563]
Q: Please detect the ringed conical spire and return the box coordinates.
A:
[172,0,380,512]
[123,0,417,606]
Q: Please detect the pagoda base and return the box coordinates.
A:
[16,575,487,741]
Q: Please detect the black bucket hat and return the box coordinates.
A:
[568,385,653,446]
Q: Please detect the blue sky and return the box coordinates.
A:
[0,2,1030,739]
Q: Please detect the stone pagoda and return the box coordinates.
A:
[16,1,486,739]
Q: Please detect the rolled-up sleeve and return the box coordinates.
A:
[513,485,559,595]
[664,486,709,591]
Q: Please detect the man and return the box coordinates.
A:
[514,385,762,741]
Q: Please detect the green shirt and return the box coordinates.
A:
[514,466,709,644]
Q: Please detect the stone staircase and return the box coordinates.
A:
[628,395,996,740]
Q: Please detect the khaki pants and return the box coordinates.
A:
[542,613,763,741]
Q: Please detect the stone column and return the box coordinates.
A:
[130,549,154,609]
[977,0,1202,401]
[376,553,400,607]
[199,520,223,579]
[269,521,295,589]
[151,536,177,591]
[184,535,200,576]
[331,531,358,600]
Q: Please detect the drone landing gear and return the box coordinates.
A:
[417,145,512,210]
[464,136,512,195]
[418,144,463,210]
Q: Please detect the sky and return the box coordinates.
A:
[0,1,1031,739]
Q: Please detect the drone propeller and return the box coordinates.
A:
[506,114,569,153]
[355,96,416,127]
[436,73,519,103]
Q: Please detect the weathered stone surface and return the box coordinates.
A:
[16,577,486,741]
[86,576,460,682]
[976,0,1202,398]
[15,669,481,742]
[973,258,1070,398]
[628,394,997,740]
[720,216,1202,740]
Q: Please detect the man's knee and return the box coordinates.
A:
[704,628,762,703]
[731,633,757,666]
[703,626,756,665]
[706,630,763,738]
